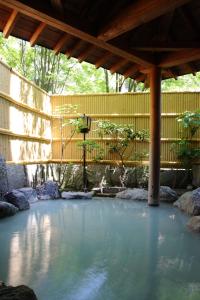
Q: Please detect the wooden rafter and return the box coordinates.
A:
[159,48,200,68]
[95,52,112,69]
[110,59,127,74]
[0,0,154,68]
[179,7,199,36]
[53,33,70,54]
[65,39,83,58]
[78,45,94,63]
[3,9,18,38]
[135,73,146,82]
[188,62,197,75]
[123,65,138,79]
[163,69,178,80]
[30,22,46,47]
[51,0,63,13]
[98,0,192,41]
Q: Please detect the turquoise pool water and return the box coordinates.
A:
[0,198,200,300]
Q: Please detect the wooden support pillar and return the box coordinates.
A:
[148,67,161,206]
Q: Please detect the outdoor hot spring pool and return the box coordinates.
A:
[0,198,200,300]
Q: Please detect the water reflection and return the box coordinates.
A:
[7,213,51,285]
[0,199,200,300]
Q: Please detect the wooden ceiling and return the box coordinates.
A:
[0,0,199,82]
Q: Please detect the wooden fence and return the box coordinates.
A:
[0,58,200,167]
[0,61,52,163]
[51,93,200,167]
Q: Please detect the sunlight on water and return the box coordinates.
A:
[0,198,200,300]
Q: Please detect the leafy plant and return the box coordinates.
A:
[177,110,200,138]
[171,110,200,169]
[77,140,104,162]
[96,120,149,167]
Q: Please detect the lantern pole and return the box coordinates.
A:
[80,114,91,193]
[83,130,87,192]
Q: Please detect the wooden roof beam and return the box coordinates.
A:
[30,22,46,47]
[98,0,192,41]
[53,34,70,54]
[159,48,200,68]
[3,9,18,38]
[0,0,154,68]
[110,59,127,74]
[77,45,94,63]
[95,53,112,69]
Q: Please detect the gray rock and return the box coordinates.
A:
[116,188,148,201]
[61,191,94,199]
[174,188,200,215]
[0,284,38,300]
[36,181,60,200]
[160,186,178,203]
[18,187,38,204]
[0,202,18,218]
[192,164,200,187]
[116,186,177,202]
[4,190,30,211]
[6,164,27,191]
[0,156,8,199]
[187,216,200,232]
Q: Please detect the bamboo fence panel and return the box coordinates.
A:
[51,93,200,167]
[0,61,51,112]
[0,61,52,163]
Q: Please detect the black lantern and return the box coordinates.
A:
[78,114,92,133]
[80,114,92,192]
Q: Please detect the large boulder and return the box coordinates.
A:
[187,216,200,232]
[61,191,94,200]
[0,202,18,218]
[174,188,200,215]
[0,283,38,300]
[18,187,38,204]
[116,188,148,201]
[4,190,30,211]
[160,186,178,203]
[116,186,177,202]
[36,181,60,200]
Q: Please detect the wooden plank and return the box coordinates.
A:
[3,9,18,38]
[0,127,51,143]
[0,91,52,119]
[159,48,200,68]
[30,22,46,47]
[0,0,154,67]
[98,0,192,41]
